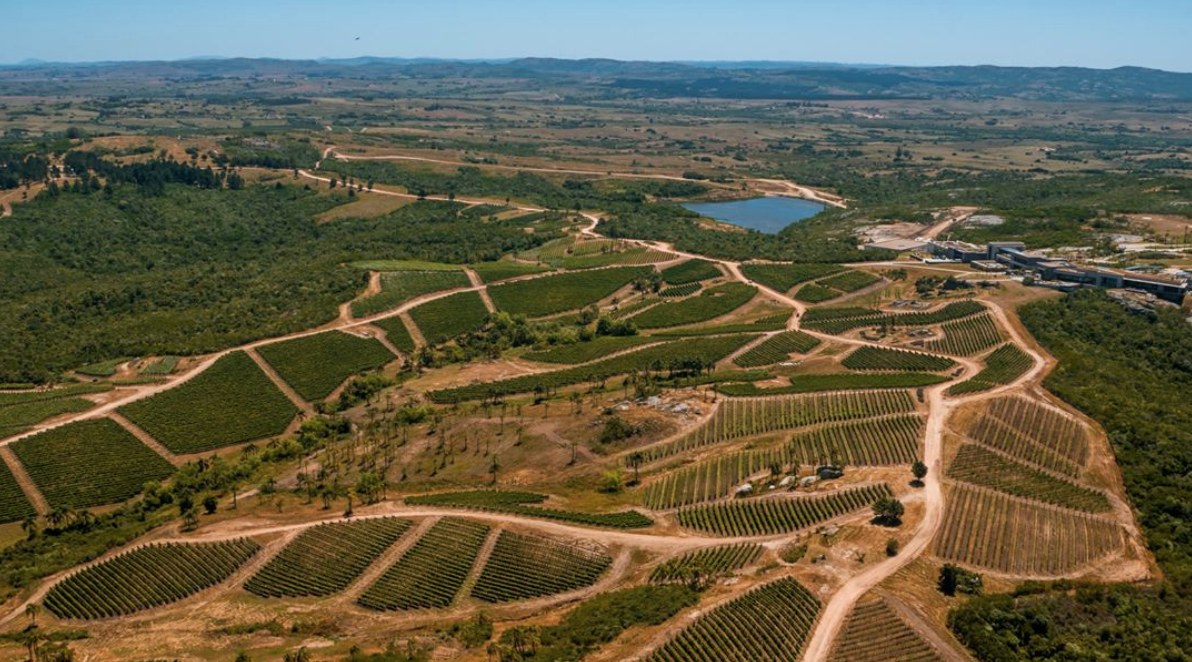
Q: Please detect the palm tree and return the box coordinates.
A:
[25,603,40,627]
[628,452,645,486]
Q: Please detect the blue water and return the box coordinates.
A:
[682,197,826,234]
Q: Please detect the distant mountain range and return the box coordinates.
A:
[2,56,1191,102]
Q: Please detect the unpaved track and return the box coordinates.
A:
[0,446,49,516]
[244,347,315,416]
[108,413,182,467]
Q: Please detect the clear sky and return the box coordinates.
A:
[4,0,1190,71]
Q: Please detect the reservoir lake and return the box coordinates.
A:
[682,196,826,234]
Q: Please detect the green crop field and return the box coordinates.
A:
[256,331,395,401]
[523,336,658,364]
[119,351,298,454]
[429,334,757,402]
[471,531,611,603]
[405,491,653,528]
[630,283,757,329]
[788,414,924,466]
[661,259,722,285]
[350,270,471,317]
[675,483,892,536]
[358,518,490,611]
[794,283,841,303]
[734,331,820,367]
[924,313,1004,356]
[373,315,416,353]
[948,443,1110,512]
[650,544,763,584]
[245,517,412,598]
[11,419,175,509]
[43,539,260,620]
[804,300,986,335]
[718,372,948,396]
[647,577,820,662]
[469,260,550,283]
[0,461,35,524]
[75,357,127,377]
[408,291,491,344]
[487,266,651,317]
[659,283,702,298]
[819,270,882,293]
[0,397,94,436]
[842,346,955,372]
[946,343,1033,395]
[739,263,843,292]
[139,356,180,375]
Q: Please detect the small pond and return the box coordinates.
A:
[681,196,826,234]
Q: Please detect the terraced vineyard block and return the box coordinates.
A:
[408,290,491,344]
[831,598,942,662]
[734,331,820,367]
[924,313,1003,356]
[842,346,955,372]
[0,461,35,524]
[11,418,175,509]
[245,517,411,598]
[43,539,260,619]
[630,283,757,329]
[661,259,721,285]
[739,263,843,292]
[256,331,395,401]
[358,518,490,611]
[487,266,650,317]
[947,343,1033,395]
[650,544,763,583]
[947,443,1109,512]
[119,351,298,453]
[471,531,611,602]
[676,483,893,536]
[350,270,470,317]
[647,577,820,662]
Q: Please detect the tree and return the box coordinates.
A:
[911,461,928,487]
[872,497,905,526]
[627,452,645,486]
[25,603,40,626]
[886,537,900,557]
[599,469,623,493]
[488,455,500,485]
[202,495,218,515]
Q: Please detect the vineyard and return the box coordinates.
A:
[373,315,416,353]
[739,263,843,293]
[558,246,674,270]
[734,331,820,367]
[841,346,955,372]
[649,543,763,583]
[924,313,1004,355]
[471,531,611,603]
[647,577,820,662]
[256,331,395,401]
[831,598,941,662]
[818,270,882,293]
[661,259,721,284]
[244,517,411,598]
[405,490,652,528]
[468,260,550,283]
[11,418,174,509]
[803,300,986,335]
[630,283,758,329]
[794,283,841,303]
[788,414,924,466]
[675,483,893,536]
[947,443,1110,512]
[139,356,180,375]
[934,482,1125,575]
[643,448,790,510]
[487,266,650,317]
[358,518,490,611]
[965,405,1089,478]
[641,390,917,463]
[946,343,1033,395]
[349,270,470,317]
[43,539,260,619]
[408,291,491,344]
[660,283,702,298]
[429,334,756,402]
[119,351,298,454]
[717,373,947,396]
[0,383,109,435]
[0,461,34,523]
[523,335,658,364]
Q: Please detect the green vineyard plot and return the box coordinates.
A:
[471,531,611,603]
[739,263,843,293]
[358,518,490,611]
[947,443,1110,512]
[408,290,491,344]
[650,543,762,583]
[946,343,1033,395]
[630,283,757,329]
[487,266,650,317]
[804,300,986,335]
[734,331,820,367]
[661,259,722,285]
[256,331,395,401]
[841,346,956,372]
[119,351,298,454]
[832,598,942,662]
[43,539,261,619]
[373,315,416,353]
[924,313,1004,356]
[676,483,893,536]
[523,335,658,364]
[718,373,948,396]
[12,419,175,509]
[406,491,652,528]
[244,517,412,598]
[350,270,471,317]
[0,460,35,524]
[647,577,821,662]
[469,260,551,283]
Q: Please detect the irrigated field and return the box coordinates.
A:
[119,351,298,454]
[934,482,1125,575]
[647,577,820,662]
[676,483,892,536]
[487,266,650,317]
[471,531,611,603]
[256,331,395,401]
[358,518,490,611]
[43,539,260,619]
[244,517,412,598]
[408,291,491,344]
[11,418,175,509]
[350,270,470,317]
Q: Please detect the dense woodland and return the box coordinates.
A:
[951,291,1192,660]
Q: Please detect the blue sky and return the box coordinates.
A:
[4,0,1190,71]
